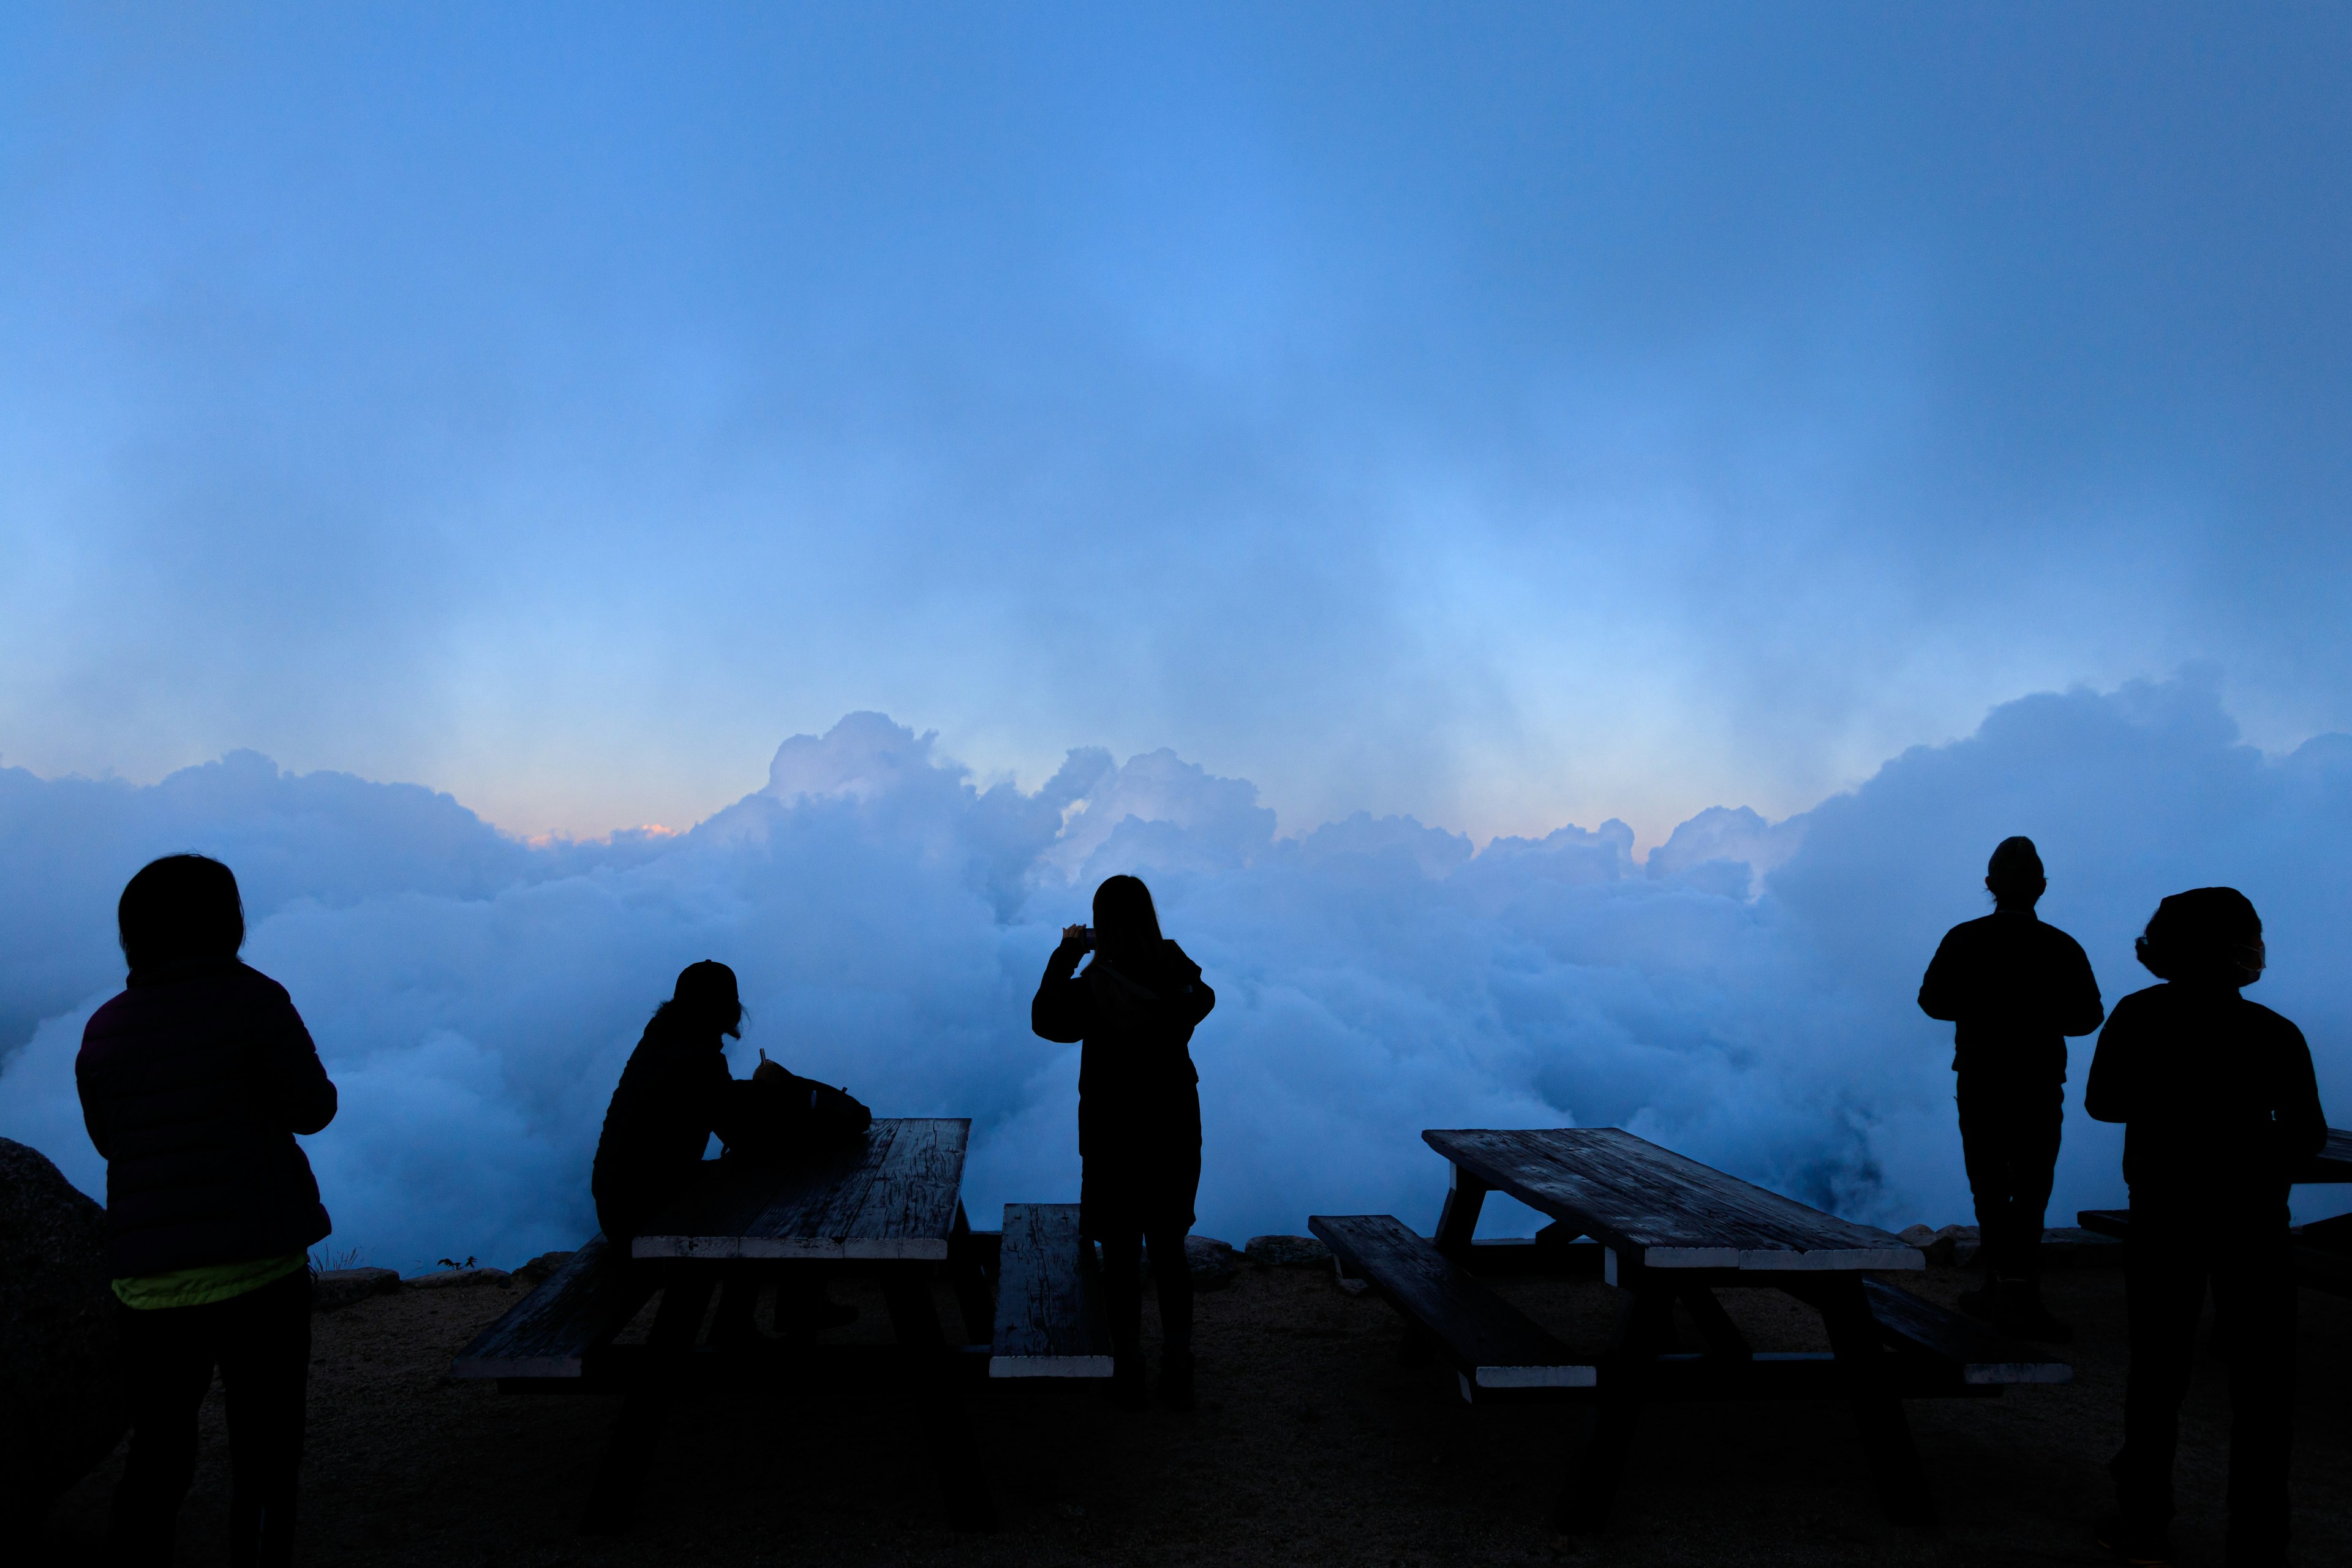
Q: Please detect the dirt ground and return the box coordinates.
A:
[36,1253,2352,1567]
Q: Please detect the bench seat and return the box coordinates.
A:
[989,1203,1112,1378]
[1309,1214,1597,1400]
[449,1235,658,1381]
[1860,1277,2071,1384]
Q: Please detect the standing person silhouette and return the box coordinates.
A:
[1031,875,1216,1411]
[2086,888,2324,1568]
[1918,836,2104,1340]
[77,855,338,1567]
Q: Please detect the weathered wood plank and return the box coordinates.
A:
[450,1235,657,1379]
[632,1119,970,1261]
[990,1202,1112,1378]
[1423,1128,1920,1272]
[1310,1214,1596,1396]
[1861,1277,2071,1385]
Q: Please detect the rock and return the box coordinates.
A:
[404,1267,513,1289]
[1936,1224,1982,1267]
[311,1267,400,1312]
[1898,1224,1954,1265]
[1244,1234,1332,1268]
[511,1251,575,1290]
[0,1138,126,1520]
[1183,1236,1238,1291]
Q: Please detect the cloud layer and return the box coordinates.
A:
[4,680,2346,1272]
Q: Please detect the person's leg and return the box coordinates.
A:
[2216,1222,2296,1565]
[108,1298,218,1566]
[2109,1209,2207,1550]
[1996,1080,2069,1338]
[1095,1228,1148,1408]
[1145,1229,1194,1355]
[1954,1076,2009,1311]
[217,1270,312,1568]
[1145,1227,1196,1410]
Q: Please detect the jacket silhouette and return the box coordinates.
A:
[78,958,338,1276]
[1032,934,1215,1235]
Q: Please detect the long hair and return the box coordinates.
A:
[2135,888,2265,986]
[118,854,245,973]
[1091,875,1164,967]
[650,959,745,1038]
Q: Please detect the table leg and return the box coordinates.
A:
[1401,1164,1493,1366]
[946,1200,996,1345]
[581,1268,714,1536]
[1556,1265,1673,1532]
[883,1272,999,1531]
[1805,1275,1935,1526]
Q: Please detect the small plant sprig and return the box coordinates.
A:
[436,1255,478,1270]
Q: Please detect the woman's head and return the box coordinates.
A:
[1091,875,1164,959]
[668,960,744,1037]
[118,854,245,973]
[2135,887,2265,987]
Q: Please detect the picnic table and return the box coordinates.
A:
[452,1118,998,1532]
[1311,1127,2069,1532]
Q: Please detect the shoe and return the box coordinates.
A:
[1107,1355,1149,1411]
[1994,1278,2073,1343]
[2095,1513,2174,1566]
[1158,1350,1196,1412]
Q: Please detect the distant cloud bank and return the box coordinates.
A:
[4,680,2346,1271]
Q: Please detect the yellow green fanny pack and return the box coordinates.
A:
[112,1253,307,1310]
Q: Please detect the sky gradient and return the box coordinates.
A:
[5,4,2350,842]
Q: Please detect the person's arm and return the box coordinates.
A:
[1031,930,1093,1044]
[1165,940,1215,1027]
[1917,929,1964,1022]
[2276,1019,2329,1159]
[2058,936,2106,1037]
[2081,1000,2133,1123]
[259,988,338,1135]
[74,1032,113,1160]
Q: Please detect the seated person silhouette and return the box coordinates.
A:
[1917,835,2103,1340]
[591,960,870,1333]
[2085,888,2326,1568]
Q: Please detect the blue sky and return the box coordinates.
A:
[4,4,2349,842]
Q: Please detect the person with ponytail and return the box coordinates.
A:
[2085,888,2326,1568]
[1031,875,1216,1411]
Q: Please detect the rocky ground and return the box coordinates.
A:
[34,1250,2352,1567]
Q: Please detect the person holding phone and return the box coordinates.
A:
[1031,875,1216,1410]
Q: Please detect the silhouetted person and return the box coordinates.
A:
[2086,888,2324,1568]
[77,854,337,1567]
[592,961,871,1333]
[1918,836,2103,1340]
[1032,875,1215,1411]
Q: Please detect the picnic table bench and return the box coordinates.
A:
[1312,1126,2068,1532]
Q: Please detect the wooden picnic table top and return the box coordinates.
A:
[633,1117,971,1262]
[1423,1127,1921,1273]
[2297,1127,2352,1184]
